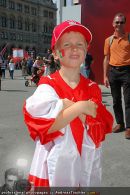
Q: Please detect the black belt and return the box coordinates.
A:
[110,65,130,71]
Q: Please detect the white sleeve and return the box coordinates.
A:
[26,84,63,119]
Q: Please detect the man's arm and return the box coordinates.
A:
[103,55,110,88]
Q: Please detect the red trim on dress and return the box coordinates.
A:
[23,103,63,144]
[29,174,49,187]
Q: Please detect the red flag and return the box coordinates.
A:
[0,43,8,56]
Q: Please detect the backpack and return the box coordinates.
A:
[109,33,130,46]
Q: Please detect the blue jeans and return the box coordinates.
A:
[2,69,5,78]
[10,70,14,79]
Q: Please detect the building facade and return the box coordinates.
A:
[0,0,57,58]
[54,0,79,24]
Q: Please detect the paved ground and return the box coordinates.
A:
[0,70,130,188]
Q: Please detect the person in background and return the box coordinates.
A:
[0,168,19,192]
[43,49,53,75]
[46,48,53,60]
[8,59,15,79]
[27,57,33,75]
[103,12,130,139]
[0,60,2,91]
[54,54,61,71]
[1,60,6,79]
[43,53,60,76]
[80,52,93,78]
[85,52,93,77]
[21,58,27,77]
[32,56,42,76]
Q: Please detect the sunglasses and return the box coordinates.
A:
[115,21,125,24]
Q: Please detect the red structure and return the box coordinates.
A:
[80,0,130,84]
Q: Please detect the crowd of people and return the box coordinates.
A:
[0,48,92,91]
[0,49,61,82]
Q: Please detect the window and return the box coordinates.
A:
[17,3,22,12]
[43,10,48,17]
[1,16,7,27]
[31,7,37,15]
[10,32,16,40]
[9,0,15,10]
[24,5,30,14]
[0,0,6,7]
[49,12,53,19]
[1,31,8,39]
[25,34,30,42]
[10,17,15,29]
[48,23,54,33]
[17,33,23,41]
[20,34,23,41]
[32,36,37,43]
[25,20,30,31]
[18,17,22,29]
[43,22,48,33]
[4,31,8,39]
[17,34,20,40]
[32,22,36,32]
[1,32,5,39]
[64,0,66,6]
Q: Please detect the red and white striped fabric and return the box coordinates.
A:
[23,71,113,187]
[0,43,8,56]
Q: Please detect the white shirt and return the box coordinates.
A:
[9,62,15,70]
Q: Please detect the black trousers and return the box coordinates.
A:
[109,65,130,128]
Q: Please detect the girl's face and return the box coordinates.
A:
[55,31,87,69]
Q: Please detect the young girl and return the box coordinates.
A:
[23,20,113,187]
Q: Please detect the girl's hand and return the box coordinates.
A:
[81,100,98,118]
[79,113,86,123]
